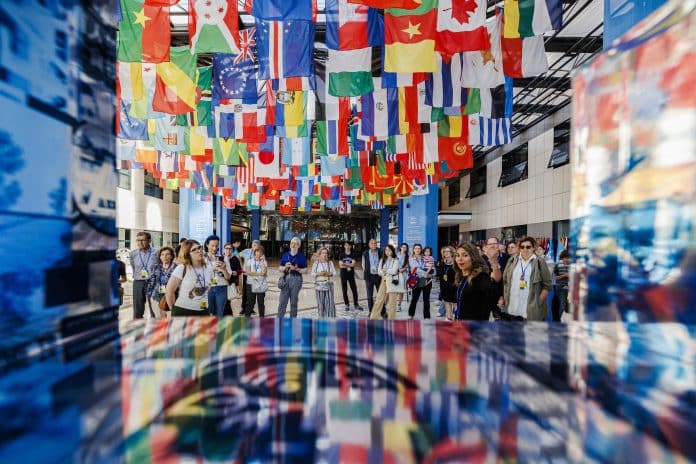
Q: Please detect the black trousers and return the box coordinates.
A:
[132,280,153,319]
[408,284,432,319]
[247,292,266,317]
[340,270,359,306]
[365,274,381,311]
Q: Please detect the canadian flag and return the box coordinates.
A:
[436,0,489,55]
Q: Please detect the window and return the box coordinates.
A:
[118,228,131,250]
[498,144,528,187]
[171,233,179,247]
[118,169,131,190]
[143,172,163,199]
[172,188,179,204]
[548,121,570,168]
[145,230,163,249]
[466,166,487,199]
[447,179,461,207]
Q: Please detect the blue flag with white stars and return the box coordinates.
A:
[212,53,258,103]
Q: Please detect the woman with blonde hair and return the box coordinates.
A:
[453,243,493,321]
[244,244,268,317]
[311,247,337,318]
[166,240,214,317]
[436,246,457,320]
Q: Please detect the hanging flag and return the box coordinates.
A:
[216,102,266,141]
[129,64,167,120]
[281,137,312,165]
[425,53,466,109]
[156,151,179,173]
[461,16,505,88]
[348,0,421,8]
[213,52,258,102]
[503,0,562,38]
[438,137,473,170]
[469,78,513,146]
[316,119,350,156]
[176,66,213,126]
[360,79,400,138]
[117,62,144,102]
[328,48,374,96]
[275,90,314,127]
[154,117,185,152]
[153,46,198,115]
[251,0,314,20]
[117,0,170,63]
[319,155,347,177]
[435,0,489,55]
[117,100,149,140]
[256,19,314,79]
[384,0,438,73]
[213,138,247,166]
[325,0,383,50]
[502,34,548,78]
[189,0,240,54]
[253,146,281,179]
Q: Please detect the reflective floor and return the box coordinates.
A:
[2,319,695,463]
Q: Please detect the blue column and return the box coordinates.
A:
[251,209,261,241]
[604,0,668,49]
[179,189,213,245]
[379,207,390,247]
[398,188,439,260]
[220,203,231,245]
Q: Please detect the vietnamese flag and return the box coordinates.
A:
[118,0,170,63]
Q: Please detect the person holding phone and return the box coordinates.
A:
[204,235,231,317]
[338,241,362,311]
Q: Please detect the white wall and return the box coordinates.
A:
[441,126,571,236]
[116,169,179,238]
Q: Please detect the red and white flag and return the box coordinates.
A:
[436,0,489,55]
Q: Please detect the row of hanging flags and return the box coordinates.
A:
[115,0,562,212]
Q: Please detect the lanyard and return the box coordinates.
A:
[192,266,206,288]
[383,258,394,270]
[520,258,532,280]
[139,249,152,270]
[455,279,469,319]
[159,263,173,284]
[254,259,262,273]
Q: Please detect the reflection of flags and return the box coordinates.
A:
[325,0,383,50]
[502,34,548,78]
[384,0,438,73]
[213,53,257,101]
[189,0,240,54]
[435,0,489,55]
[153,46,198,114]
[256,19,314,79]
[117,0,170,63]
[503,0,562,38]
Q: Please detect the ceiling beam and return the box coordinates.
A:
[544,36,603,54]
[513,103,559,114]
[513,76,571,91]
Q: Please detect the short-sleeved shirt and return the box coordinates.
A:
[130,247,158,281]
[554,262,569,290]
[171,264,214,311]
[205,254,230,287]
[338,252,356,275]
[280,251,307,276]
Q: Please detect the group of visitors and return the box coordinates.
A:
[126,230,568,321]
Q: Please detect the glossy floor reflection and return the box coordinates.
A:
[116,319,694,463]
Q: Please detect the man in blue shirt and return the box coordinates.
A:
[362,239,382,313]
[277,237,308,318]
[129,231,158,319]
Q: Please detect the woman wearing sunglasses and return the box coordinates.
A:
[501,236,552,321]
[166,240,214,317]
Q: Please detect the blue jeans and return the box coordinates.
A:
[277,273,303,318]
[208,285,228,317]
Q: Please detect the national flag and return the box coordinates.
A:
[153,46,198,115]
[251,0,314,21]
[117,139,137,163]
[503,0,562,38]
[348,0,421,8]
[128,64,166,120]
[156,151,179,173]
[435,0,489,55]
[380,70,427,88]
[117,0,170,63]
[316,119,349,155]
[254,147,281,179]
[256,19,314,79]
[271,76,315,91]
[437,114,465,137]
[281,137,312,165]
[154,117,185,152]
[502,34,548,78]
[216,102,266,141]
[213,52,258,102]
[275,90,314,127]
[325,0,383,50]
[320,155,347,177]
[183,126,208,157]
[469,77,513,146]
[117,100,149,140]
[189,0,240,54]
[438,137,473,170]
[176,66,213,126]
[328,48,374,96]
[117,62,144,102]
[360,80,400,138]
[384,0,438,73]
[461,16,505,88]
[213,138,247,166]
[479,78,513,119]
[425,53,466,109]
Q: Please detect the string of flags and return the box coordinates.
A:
[115,0,562,213]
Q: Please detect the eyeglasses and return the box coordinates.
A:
[190,246,203,252]
[519,245,533,250]
[136,239,148,242]
[487,242,498,246]
[224,247,232,250]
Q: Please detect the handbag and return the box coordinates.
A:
[391,276,400,286]
[159,295,170,311]
[315,279,330,291]
[278,274,287,289]
[227,283,240,300]
[251,277,268,293]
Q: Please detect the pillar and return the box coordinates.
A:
[398,188,439,260]
[251,209,261,241]
[379,207,390,248]
[179,189,213,245]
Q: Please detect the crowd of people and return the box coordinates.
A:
[122,231,570,321]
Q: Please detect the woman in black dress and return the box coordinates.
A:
[437,246,457,320]
[453,243,493,321]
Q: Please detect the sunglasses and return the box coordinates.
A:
[190,246,203,252]
[519,245,533,250]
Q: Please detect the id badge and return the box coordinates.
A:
[347,267,352,272]
[519,281,527,290]
[212,277,218,285]
[159,285,166,294]
[443,275,448,282]
[370,266,377,274]
[140,270,148,279]
[200,300,208,309]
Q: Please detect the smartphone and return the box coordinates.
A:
[217,256,224,262]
